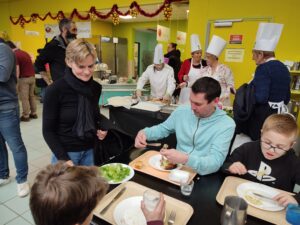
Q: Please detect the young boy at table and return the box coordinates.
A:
[222,113,300,206]
[29,162,165,225]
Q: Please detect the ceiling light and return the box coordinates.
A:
[214,22,233,27]
[119,15,133,20]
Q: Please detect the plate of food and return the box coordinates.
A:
[236,182,284,211]
[99,163,134,184]
[113,196,147,225]
[148,154,182,172]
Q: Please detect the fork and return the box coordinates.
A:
[168,210,176,225]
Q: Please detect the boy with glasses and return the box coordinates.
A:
[222,113,300,206]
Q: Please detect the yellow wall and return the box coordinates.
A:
[1,0,300,83]
[187,0,300,87]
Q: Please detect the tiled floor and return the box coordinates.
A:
[0,99,109,225]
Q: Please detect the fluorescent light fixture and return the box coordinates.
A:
[214,22,232,27]
[215,19,243,23]
[119,15,133,20]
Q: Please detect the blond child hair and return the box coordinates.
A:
[262,113,298,140]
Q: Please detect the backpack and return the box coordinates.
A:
[233,83,256,122]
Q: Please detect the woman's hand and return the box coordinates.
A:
[183,75,189,82]
[178,82,187,89]
[97,130,108,140]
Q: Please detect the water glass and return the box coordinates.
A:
[180,180,194,196]
[143,190,160,212]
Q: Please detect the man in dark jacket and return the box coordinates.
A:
[35,18,77,83]
[164,43,181,97]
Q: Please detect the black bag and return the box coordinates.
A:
[94,129,134,166]
[233,83,256,122]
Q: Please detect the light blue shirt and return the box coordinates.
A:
[144,105,236,175]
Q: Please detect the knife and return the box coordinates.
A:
[146,143,162,147]
[252,192,278,203]
[99,187,126,215]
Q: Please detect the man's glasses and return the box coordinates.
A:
[260,140,289,154]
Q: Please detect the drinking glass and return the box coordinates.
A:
[143,190,160,212]
[180,180,194,196]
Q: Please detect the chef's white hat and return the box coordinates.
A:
[153,44,164,64]
[253,22,283,52]
[190,34,202,53]
[206,35,226,57]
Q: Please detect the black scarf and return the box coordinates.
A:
[64,69,96,140]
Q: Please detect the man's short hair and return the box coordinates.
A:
[191,77,221,103]
[30,162,108,225]
[6,41,17,49]
[262,113,298,140]
[59,18,73,32]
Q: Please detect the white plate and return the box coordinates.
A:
[99,163,134,185]
[148,154,182,172]
[236,182,284,211]
[113,196,147,225]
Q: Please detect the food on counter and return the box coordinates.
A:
[134,161,144,169]
[127,78,133,83]
[99,164,130,183]
[149,98,163,103]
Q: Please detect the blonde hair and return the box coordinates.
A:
[65,38,96,64]
[262,114,298,140]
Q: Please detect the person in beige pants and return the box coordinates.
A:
[6,41,37,121]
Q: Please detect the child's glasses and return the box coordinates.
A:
[260,140,289,154]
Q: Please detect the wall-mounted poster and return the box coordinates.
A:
[76,22,91,38]
[225,49,245,62]
[176,31,186,45]
[229,34,243,44]
[157,25,170,42]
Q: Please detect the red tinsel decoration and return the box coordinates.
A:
[10,0,183,27]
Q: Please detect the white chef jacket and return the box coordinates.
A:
[188,63,234,106]
[137,64,176,98]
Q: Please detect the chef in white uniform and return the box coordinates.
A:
[136,44,176,100]
[198,35,235,106]
[178,34,206,104]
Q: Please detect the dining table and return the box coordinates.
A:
[91,147,273,225]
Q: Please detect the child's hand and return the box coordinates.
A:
[228,162,247,175]
[273,193,298,207]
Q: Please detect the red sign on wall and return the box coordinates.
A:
[229,35,243,44]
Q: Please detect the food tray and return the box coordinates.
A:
[216,176,292,225]
[129,151,197,186]
[94,181,194,225]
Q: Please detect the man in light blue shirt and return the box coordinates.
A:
[135,77,236,175]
